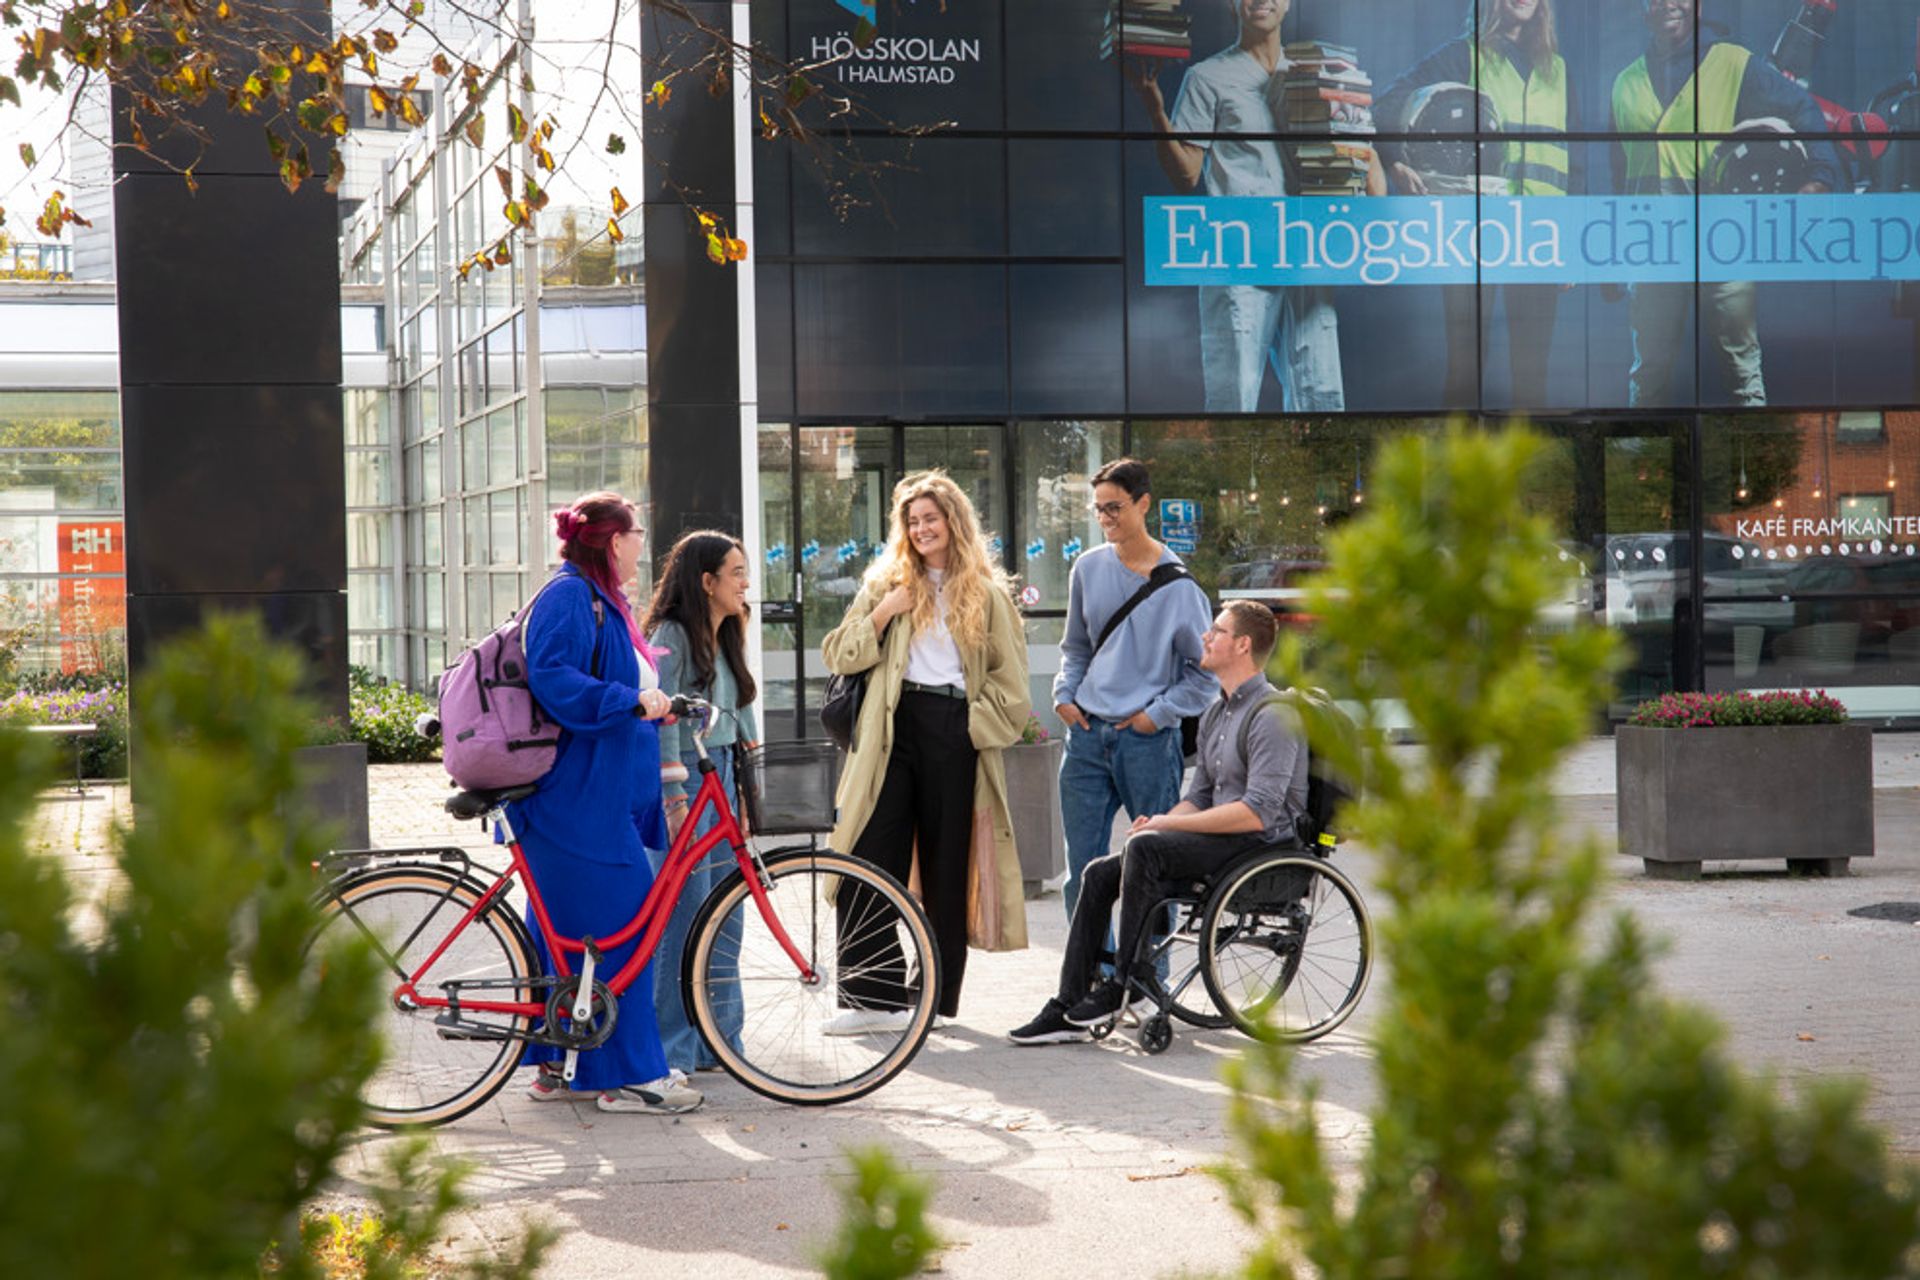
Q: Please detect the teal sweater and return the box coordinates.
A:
[647,617,761,802]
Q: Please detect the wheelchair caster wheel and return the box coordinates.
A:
[1088,1018,1115,1041]
[1140,1015,1172,1055]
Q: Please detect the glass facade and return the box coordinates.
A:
[749,0,1920,726]
[0,389,125,675]
[338,26,646,689]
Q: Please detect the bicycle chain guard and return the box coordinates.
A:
[543,977,618,1050]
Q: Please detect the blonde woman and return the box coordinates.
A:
[820,470,1032,1032]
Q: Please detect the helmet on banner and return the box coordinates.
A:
[1706,117,1814,195]
[1401,81,1500,194]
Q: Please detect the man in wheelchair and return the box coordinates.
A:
[1010,599,1308,1045]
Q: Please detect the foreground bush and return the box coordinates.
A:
[0,616,542,1279]
[1224,426,1920,1279]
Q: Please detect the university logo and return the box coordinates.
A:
[833,0,876,19]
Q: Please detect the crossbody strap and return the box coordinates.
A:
[1091,561,1196,658]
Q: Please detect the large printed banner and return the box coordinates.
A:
[56,520,124,675]
[1144,195,1920,288]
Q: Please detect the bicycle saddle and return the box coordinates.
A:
[445,784,540,820]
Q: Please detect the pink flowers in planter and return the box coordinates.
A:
[1626,689,1849,729]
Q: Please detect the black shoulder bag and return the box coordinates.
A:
[1087,562,1209,760]
[819,667,865,752]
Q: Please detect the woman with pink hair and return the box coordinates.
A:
[509,490,703,1115]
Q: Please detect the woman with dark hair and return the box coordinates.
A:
[511,490,704,1115]
[641,530,759,1075]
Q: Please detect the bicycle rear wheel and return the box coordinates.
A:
[1199,854,1372,1044]
[310,866,536,1128]
[683,849,939,1105]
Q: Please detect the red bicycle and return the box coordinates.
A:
[307,697,939,1127]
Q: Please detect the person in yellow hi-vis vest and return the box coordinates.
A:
[1378,0,1574,409]
[1609,0,1838,407]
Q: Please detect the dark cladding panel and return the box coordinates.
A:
[644,202,742,410]
[650,403,743,541]
[113,173,343,388]
[126,591,350,719]
[120,384,346,595]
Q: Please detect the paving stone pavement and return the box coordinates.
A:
[23,737,1920,1279]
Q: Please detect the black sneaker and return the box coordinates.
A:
[1006,998,1090,1046]
[1064,979,1154,1028]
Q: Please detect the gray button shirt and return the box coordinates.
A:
[1182,674,1309,845]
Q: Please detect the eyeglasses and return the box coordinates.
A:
[1089,500,1132,518]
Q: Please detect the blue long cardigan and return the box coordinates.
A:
[507,563,669,862]
[506,564,672,1089]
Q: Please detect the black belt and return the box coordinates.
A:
[902,680,966,700]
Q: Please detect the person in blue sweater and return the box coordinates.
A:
[511,490,704,1115]
[642,530,760,1076]
[1053,458,1217,922]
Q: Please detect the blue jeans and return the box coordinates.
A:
[1058,715,1184,922]
[647,746,744,1074]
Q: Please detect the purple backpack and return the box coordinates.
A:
[436,575,603,792]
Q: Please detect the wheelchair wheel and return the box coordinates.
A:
[1198,853,1372,1044]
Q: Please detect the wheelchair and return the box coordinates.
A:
[1086,829,1375,1055]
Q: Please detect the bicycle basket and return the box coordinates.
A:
[739,740,842,836]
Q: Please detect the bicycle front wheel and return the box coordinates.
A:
[683,849,939,1105]
[310,866,537,1128]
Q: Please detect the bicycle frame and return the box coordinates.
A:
[371,711,820,1050]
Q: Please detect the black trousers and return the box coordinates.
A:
[842,691,978,1018]
[1056,827,1272,1005]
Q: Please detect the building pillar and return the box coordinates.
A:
[640,2,751,545]
[112,0,349,740]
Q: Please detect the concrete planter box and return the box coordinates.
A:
[294,742,371,852]
[1003,738,1065,897]
[1615,724,1871,879]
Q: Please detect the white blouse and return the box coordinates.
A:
[903,570,967,690]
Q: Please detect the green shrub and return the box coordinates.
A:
[348,680,440,764]
[818,1148,941,1280]
[0,615,543,1279]
[1627,689,1849,728]
[1222,425,1920,1279]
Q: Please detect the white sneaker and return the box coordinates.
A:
[822,1008,913,1036]
[597,1068,703,1114]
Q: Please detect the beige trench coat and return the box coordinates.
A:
[821,578,1032,952]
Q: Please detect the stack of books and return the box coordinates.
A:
[1100,0,1191,61]
[1280,42,1377,195]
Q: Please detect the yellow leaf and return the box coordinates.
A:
[397,95,423,127]
[645,79,671,106]
[305,52,329,74]
[216,0,230,16]
[606,217,624,244]
[1796,1032,1817,1042]
[695,210,717,230]
[368,85,389,116]
[725,236,748,263]
[609,187,628,216]
[705,231,725,265]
